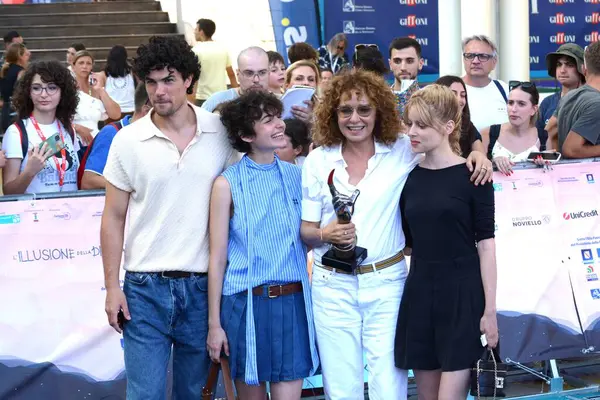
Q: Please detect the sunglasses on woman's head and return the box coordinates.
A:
[355,44,379,52]
[509,81,536,91]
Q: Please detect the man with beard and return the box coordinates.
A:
[388,37,423,117]
[101,35,235,399]
[201,46,269,112]
[461,35,509,131]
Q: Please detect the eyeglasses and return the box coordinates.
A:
[509,80,536,91]
[355,44,379,52]
[463,52,495,62]
[240,69,268,79]
[31,83,59,95]
[337,105,374,118]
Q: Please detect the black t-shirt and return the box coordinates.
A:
[459,121,482,158]
[401,163,495,261]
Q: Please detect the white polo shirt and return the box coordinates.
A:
[301,135,422,265]
[103,104,235,273]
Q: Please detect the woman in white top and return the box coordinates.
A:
[481,81,545,175]
[96,45,136,117]
[300,70,492,400]
[71,50,121,147]
[2,60,80,194]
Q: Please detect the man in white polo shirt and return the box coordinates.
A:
[100,36,235,399]
[462,35,509,132]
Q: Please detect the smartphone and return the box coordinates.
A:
[38,134,66,157]
[117,310,127,330]
[527,151,561,163]
[89,74,97,86]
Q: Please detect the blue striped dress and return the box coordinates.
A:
[221,154,319,385]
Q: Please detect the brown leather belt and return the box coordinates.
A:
[250,282,303,299]
[317,250,405,275]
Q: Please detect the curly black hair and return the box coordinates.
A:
[219,91,283,154]
[284,118,311,156]
[132,36,200,95]
[12,60,79,134]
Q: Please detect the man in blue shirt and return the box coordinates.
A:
[81,84,150,189]
[539,43,585,149]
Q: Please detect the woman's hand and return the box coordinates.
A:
[207,325,229,363]
[493,156,514,176]
[480,311,499,349]
[75,124,94,146]
[466,151,493,185]
[24,143,53,176]
[322,219,356,246]
[291,100,313,124]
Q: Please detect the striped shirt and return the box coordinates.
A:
[222,155,319,385]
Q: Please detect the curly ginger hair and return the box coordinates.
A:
[312,69,401,147]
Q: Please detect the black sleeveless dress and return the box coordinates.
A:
[395,163,495,371]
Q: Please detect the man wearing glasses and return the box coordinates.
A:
[461,35,509,132]
[202,47,269,113]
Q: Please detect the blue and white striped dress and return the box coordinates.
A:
[221,154,319,385]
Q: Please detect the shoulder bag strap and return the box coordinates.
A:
[488,124,501,160]
[493,80,508,103]
[220,358,236,400]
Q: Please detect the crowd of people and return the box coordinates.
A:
[1,15,599,400]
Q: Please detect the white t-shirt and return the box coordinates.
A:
[73,90,107,140]
[105,74,135,113]
[192,41,232,101]
[466,79,509,132]
[1,118,80,194]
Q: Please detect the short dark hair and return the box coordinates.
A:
[3,31,21,45]
[585,41,600,76]
[196,18,216,38]
[353,47,388,77]
[287,42,318,64]
[133,36,200,95]
[267,50,285,66]
[389,37,422,58]
[70,43,86,52]
[220,91,283,153]
[284,118,311,156]
[12,60,79,134]
[134,83,149,113]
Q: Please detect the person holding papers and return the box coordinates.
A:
[281,60,320,125]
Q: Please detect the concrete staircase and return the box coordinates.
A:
[0,0,180,72]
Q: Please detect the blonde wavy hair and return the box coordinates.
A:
[285,60,321,88]
[403,84,462,155]
[313,69,401,147]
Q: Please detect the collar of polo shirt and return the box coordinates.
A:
[331,139,394,162]
[137,103,222,141]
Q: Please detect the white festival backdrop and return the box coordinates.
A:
[1,163,599,398]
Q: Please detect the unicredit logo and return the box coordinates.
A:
[563,209,599,220]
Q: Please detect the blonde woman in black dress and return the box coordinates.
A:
[395,84,499,400]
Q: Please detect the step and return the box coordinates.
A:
[31,46,140,64]
[1,11,169,26]
[5,22,177,38]
[0,1,160,14]
[24,34,182,50]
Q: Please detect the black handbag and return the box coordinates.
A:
[470,347,507,399]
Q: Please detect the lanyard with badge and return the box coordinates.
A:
[329,52,340,73]
[30,115,67,189]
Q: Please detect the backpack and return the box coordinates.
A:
[76,120,123,189]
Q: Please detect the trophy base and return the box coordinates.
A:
[322,246,368,273]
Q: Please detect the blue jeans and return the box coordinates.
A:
[123,272,210,400]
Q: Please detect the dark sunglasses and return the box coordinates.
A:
[355,44,379,52]
[509,80,536,91]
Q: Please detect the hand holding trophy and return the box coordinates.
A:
[321,169,368,273]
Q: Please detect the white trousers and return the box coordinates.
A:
[312,260,409,400]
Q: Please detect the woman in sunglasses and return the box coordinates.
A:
[317,33,350,75]
[480,81,545,175]
[300,70,492,399]
[2,60,80,195]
